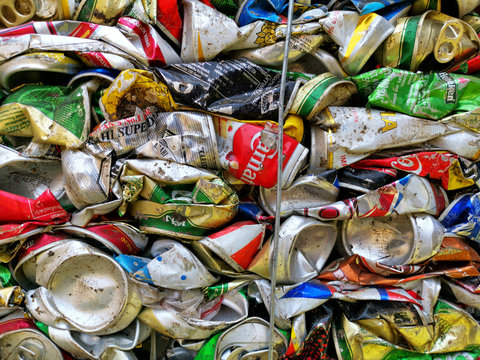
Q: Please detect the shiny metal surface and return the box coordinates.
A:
[341,214,445,265]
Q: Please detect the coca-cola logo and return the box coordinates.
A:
[390,156,421,173]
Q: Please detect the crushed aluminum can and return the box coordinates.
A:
[288,48,348,78]
[309,107,455,172]
[116,17,181,67]
[248,215,337,284]
[215,118,308,189]
[138,289,249,340]
[198,221,265,272]
[352,68,480,122]
[74,0,132,25]
[229,34,326,68]
[154,58,295,121]
[190,241,263,278]
[0,189,70,246]
[134,111,222,170]
[0,145,67,202]
[429,126,480,161]
[410,0,480,18]
[0,82,93,147]
[442,278,480,310]
[211,317,287,360]
[351,151,475,190]
[283,304,333,360]
[438,192,480,242]
[0,21,148,68]
[0,312,64,360]
[181,0,239,63]
[0,52,84,91]
[289,72,357,120]
[115,239,218,290]
[58,222,148,254]
[378,10,480,72]
[283,314,307,357]
[87,108,164,157]
[48,319,151,360]
[62,147,111,210]
[100,69,177,122]
[320,11,395,75]
[11,232,71,289]
[340,213,446,265]
[121,159,239,240]
[333,299,480,357]
[258,174,339,217]
[25,240,142,335]
[297,174,449,221]
[318,253,480,286]
[337,166,399,193]
[251,279,335,326]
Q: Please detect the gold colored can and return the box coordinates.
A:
[378,10,479,72]
[410,0,479,18]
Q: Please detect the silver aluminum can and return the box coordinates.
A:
[442,278,480,310]
[11,232,71,289]
[213,317,288,360]
[25,240,142,335]
[429,127,480,161]
[138,290,248,340]
[309,107,455,172]
[0,145,65,200]
[0,312,63,360]
[62,147,111,210]
[48,319,151,360]
[288,48,347,78]
[258,174,338,217]
[248,215,337,284]
[340,213,446,265]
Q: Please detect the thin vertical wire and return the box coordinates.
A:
[268,0,295,358]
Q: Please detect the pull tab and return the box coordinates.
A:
[0,0,35,27]
[434,21,464,63]
[5,337,46,360]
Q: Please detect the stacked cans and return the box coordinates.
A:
[1,0,480,359]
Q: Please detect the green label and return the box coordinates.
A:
[4,85,86,138]
[0,264,15,287]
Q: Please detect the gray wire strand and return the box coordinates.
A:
[268,0,295,358]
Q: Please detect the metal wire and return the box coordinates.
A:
[268,0,295,358]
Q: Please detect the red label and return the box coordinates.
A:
[86,224,141,254]
[0,317,37,333]
[16,233,67,263]
[0,189,69,223]
[229,123,298,188]
[68,22,99,38]
[0,222,42,241]
[157,0,182,42]
[207,221,255,240]
[231,231,263,270]
[118,17,166,66]
[354,152,456,189]
[0,22,36,36]
[78,52,112,68]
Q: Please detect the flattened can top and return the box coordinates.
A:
[0,316,63,360]
[340,213,446,265]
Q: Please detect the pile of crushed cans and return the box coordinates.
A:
[3,0,480,359]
